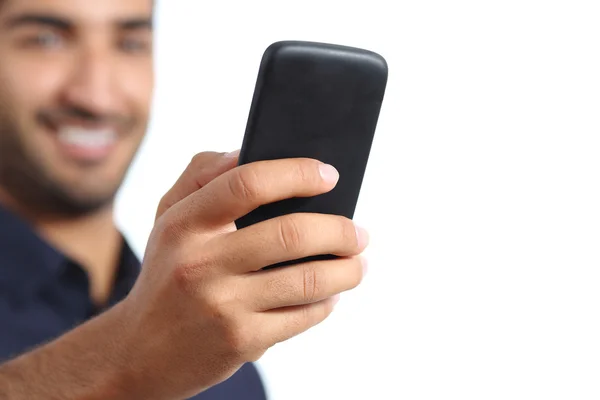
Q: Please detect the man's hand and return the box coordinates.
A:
[0,151,368,400]
[119,152,368,399]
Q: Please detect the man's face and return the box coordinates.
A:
[0,0,154,216]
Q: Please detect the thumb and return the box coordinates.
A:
[155,150,240,221]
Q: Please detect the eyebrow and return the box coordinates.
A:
[3,13,153,32]
[4,14,72,31]
[118,17,153,31]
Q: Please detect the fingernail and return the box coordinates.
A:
[331,294,341,306]
[319,163,339,184]
[361,256,369,277]
[225,149,240,158]
[354,224,370,248]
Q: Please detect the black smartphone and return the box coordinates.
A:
[235,40,388,268]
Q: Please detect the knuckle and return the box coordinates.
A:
[222,319,256,357]
[171,259,212,295]
[293,160,311,183]
[190,153,211,180]
[277,215,304,253]
[196,287,257,357]
[190,152,208,168]
[225,327,247,353]
[228,168,262,202]
[172,263,199,295]
[302,265,319,303]
[155,217,188,245]
[296,159,321,186]
[201,280,242,324]
[202,277,236,308]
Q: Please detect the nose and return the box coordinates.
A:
[61,45,118,116]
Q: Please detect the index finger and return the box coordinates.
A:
[172,158,339,229]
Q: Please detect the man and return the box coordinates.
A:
[0,0,368,399]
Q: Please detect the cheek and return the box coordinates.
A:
[116,61,154,121]
[0,58,65,125]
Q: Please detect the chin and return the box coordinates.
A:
[29,175,120,217]
[50,192,116,217]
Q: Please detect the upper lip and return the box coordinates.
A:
[39,115,124,135]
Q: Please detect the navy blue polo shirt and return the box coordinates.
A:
[0,204,266,399]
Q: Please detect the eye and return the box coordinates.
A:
[119,37,151,54]
[25,30,65,49]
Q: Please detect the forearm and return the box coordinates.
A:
[0,301,135,400]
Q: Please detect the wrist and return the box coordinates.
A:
[91,298,146,400]
[0,299,140,400]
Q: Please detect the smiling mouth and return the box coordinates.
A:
[36,108,131,164]
[42,121,121,164]
[57,126,118,148]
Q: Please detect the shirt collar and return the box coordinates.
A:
[0,203,140,298]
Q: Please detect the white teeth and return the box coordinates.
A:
[57,127,117,149]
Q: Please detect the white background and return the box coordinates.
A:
[115,1,600,399]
